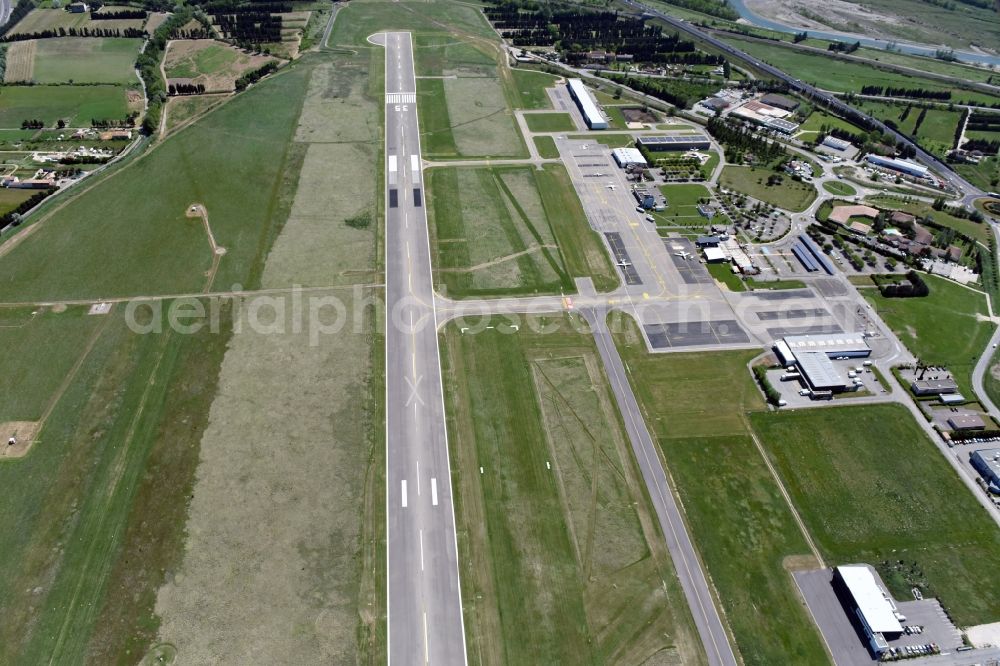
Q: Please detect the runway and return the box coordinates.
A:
[373,31,468,665]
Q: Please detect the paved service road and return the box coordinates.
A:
[582,307,739,666]
[372,31,468,665]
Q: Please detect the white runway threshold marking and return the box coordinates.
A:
[401,480,408,508]
[386,92,417,104]
[431,478,438,506]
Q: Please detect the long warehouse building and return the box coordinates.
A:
[567,78,608,130]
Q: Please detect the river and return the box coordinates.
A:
[725,0,1000,67]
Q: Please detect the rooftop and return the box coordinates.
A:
[795,351,846,390]
[837,565,903,635]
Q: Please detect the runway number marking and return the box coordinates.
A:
[431,477,438,506]
[401,480,408,508]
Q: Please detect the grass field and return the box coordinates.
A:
[855,99,962,157]
[0,65,311,302]
[7,38,143,84]
[659,183,713,226]
[822,180,857,197]
[719,166,817,212]
[862,274,994,397]
[0,84,128,127]
[428,164,617,297]
[441,315,706,665]
[567,132,636,147]
[164,39,276,92]
[798,111,864,136]
[611,318,829,666]
[754,404,1000,627]
[508,67,558,109]
[0,187,38,217]
[956,157,1000,193]
[533,135,558,158]
[524,112,576,133]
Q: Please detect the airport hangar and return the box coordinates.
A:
[833,565,905,658]
[774,333,871,394]
[567,78,608,130]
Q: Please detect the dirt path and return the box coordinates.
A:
[185,203,227,292]
[435,244,558,272]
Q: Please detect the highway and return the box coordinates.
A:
[0,0,11,28]
[623,0,984,202]
[372,31,468,665]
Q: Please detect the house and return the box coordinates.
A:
[848,221,872,235]
[889,211,916,225]
[947,245,963,263]
[68,1,89,12]
[912,225,933,245]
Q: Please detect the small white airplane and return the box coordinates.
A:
[616,259,632,267]
[606,183,616,190]
[674,251,691,260]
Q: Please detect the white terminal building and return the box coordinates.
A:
[611,147,647,168]
[567,78,607,130]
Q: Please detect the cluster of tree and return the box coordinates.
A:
[89,8,147,19]
[706,116,784,163]
[827,40,861,53]
[792,31,808,44]
[2,26,144,41]
[0,190,54,231]
[966,111,1000,133]
[752,365,782,406]
[911,106,928,134]
[931,196,985,223]
[20,119,44,129]
[169,82,207,95]
[0,0,37,39]
[91,114,136,128]
[54,167,83,178]
[213,12,282,44]
[877,270,930,298]
[859,85,951,101]
[963,138,1000,154]
[655,0,737,20]
[201,0,292,12]
[484,2,699,61]
[234,60,277,91]
[599,71,717,109]
[137,8,198,133]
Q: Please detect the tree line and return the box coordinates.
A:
[137,8,201,133]
[2,26,144,41]
[169,82,207,95]
[0,190,54,231]
[599,71,717,109]
[0,0,36,38]
[90,8,147,19]
[859,85,951,101]
[234,60,277,91]
[213,12,282,44]
[827,40,861,53]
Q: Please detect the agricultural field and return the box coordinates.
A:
[612,322,829,666]
[862,274,995,397]
[164,39,278,92]
[524,112,576,133]
[427,164,617,297]
[855,99,962,157]
[0,20,387,662]
[0,187,39,217]
[5,38,142,84]
[0,85,129,128]
[8,7,145,35]
[162,94,228,135]
[798,110,864,136]
[721,36,1000,106]
[719,165,816,212]
[956,157,1000,193]
[441,315,707,665]
[754,404,1000,627]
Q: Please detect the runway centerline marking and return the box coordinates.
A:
[420,529,425,571]
[401,480,408,508]
[431,477,438,506]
